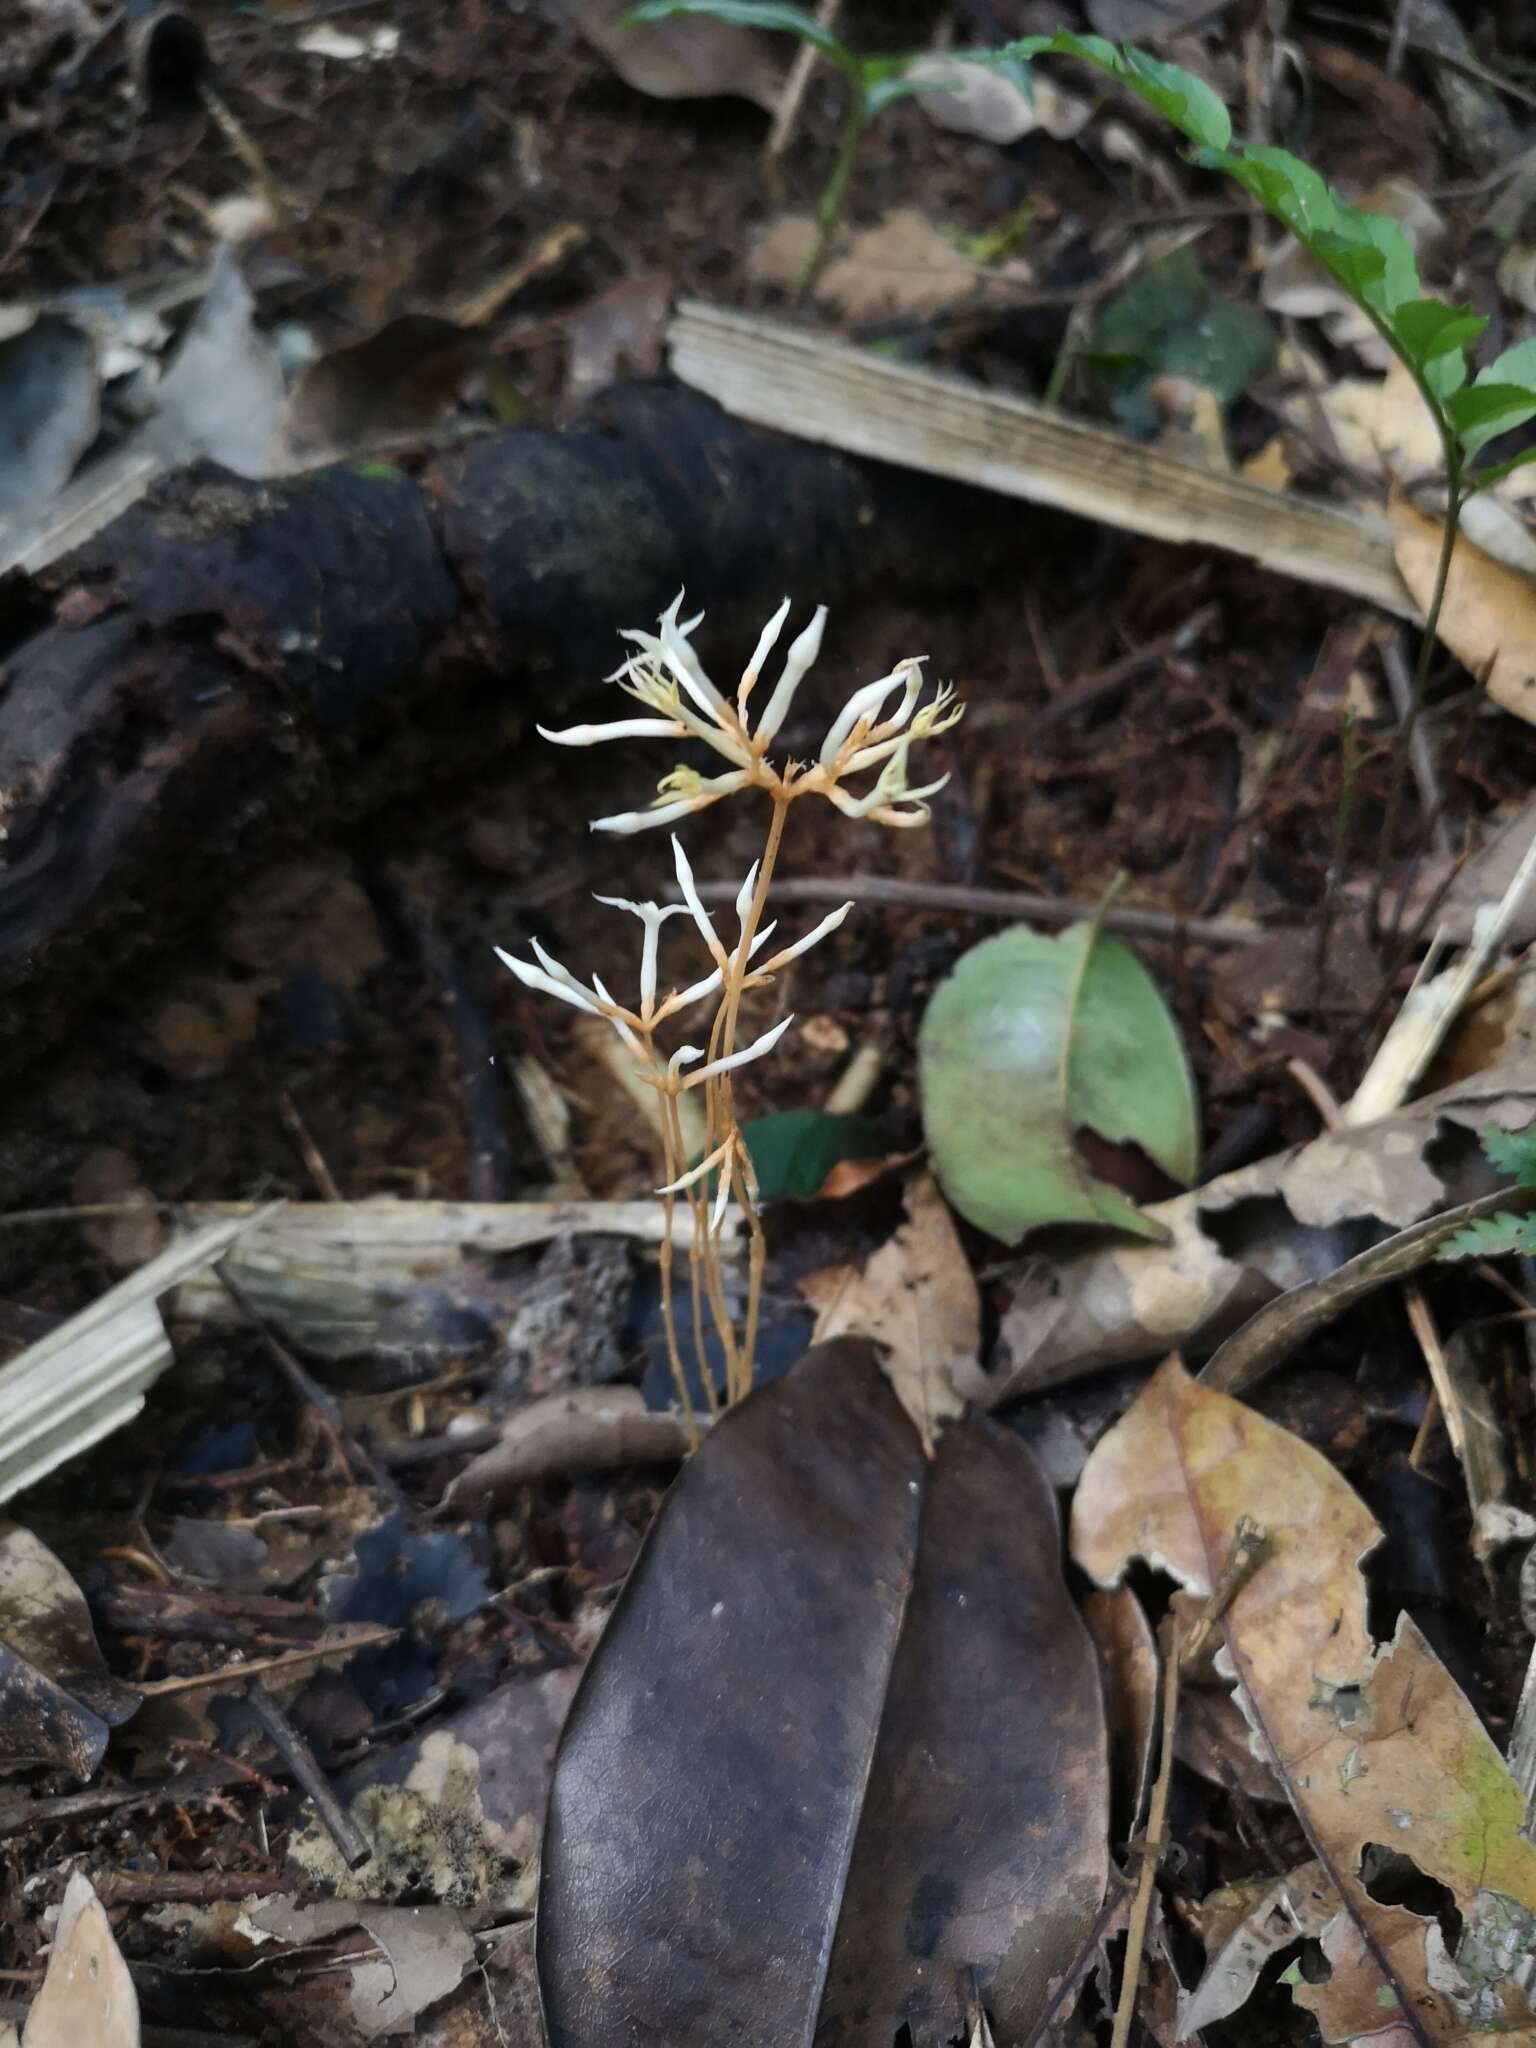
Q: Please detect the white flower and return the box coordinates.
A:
[534,592,962,835]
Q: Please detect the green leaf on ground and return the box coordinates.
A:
[738,1109,892,1203]
[918,918,1199,1245]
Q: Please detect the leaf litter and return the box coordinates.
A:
[1074,1356,1536,2044]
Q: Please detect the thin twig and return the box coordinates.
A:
[687,874,1264,948]
[765,0,841,160]
[246,1682,372,1869]
[214,1265,407,1509]
[134,1625,400,1697]
[1381,633,1454,859]
[1111,1623,1181,2048]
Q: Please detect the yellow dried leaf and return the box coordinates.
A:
[1071,1358,1536,2041]
[1392,496,1536,727]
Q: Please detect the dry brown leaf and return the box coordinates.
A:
[748,210,1032,326]
[990,1059,1536,1400]
[21,1873,138,2048]
[1073,1359,1536,2043]
[1392,496,1536,727]
[802,1173,975,1454]
[1080,1586,1159,1836]
[565,0,780,110]
[440,1386,694,1515]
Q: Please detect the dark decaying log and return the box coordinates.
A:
[0,383,1010,1070]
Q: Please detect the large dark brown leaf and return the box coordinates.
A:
[538,1341,1108,2048]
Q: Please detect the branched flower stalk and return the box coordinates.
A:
[496,594,964,1432]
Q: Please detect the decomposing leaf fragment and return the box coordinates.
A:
[21,1873,138,2048]
[1178,1859,1335,2036]
[440,1386,694,1515]
[539,1341,1108,2048]
[1073,1358,1536,2043]
[748,210,1034,326]
[920,918,1198,1246]
[0,1522,139,1777]
[801,1172,977,1452]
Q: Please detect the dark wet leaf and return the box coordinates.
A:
[539,1340,1109,2048]
[320,1512,488,1713]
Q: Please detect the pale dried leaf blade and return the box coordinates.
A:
[21,1874,138,2048]
[1392,495,1536,727]
[805,1172,974,1451]
[0,1212,265,1504]
[907,58,1089,144]
[1178,1860,1334,2036]
[668,301,1412,614]
[748,210,1033,326]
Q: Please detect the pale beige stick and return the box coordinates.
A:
[765,0,843,161]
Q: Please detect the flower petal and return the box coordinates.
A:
[682,1013,794,1086]
[493,945,602,1017]
[658,591,733,726]
[755,604,827,744]
[738,597,791,710]
[819,660,925,767]
[537,718,685,747]
[672,834,725,964]
[756,901,853,973]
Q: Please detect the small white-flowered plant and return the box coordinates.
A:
[497,594,964,1427]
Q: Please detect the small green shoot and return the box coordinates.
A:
[1438,1126,1536,1262]
[625,0,994,291]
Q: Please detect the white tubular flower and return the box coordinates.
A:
[656,591,733,726]
[819,660,926,768]
[592,896,686,1013]
[671,834,726,966]
[754,604,828,743]
[537,717,685,748]
[591,768,749,836]
[679,1014,794,1088]
[738,598,791,711]
[756,902,854,975]
[494,944,602,1016]
[655,1133,740,1233]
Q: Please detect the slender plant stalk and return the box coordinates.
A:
[1369,441,1464,937]
[799,92,867,297]
[654,1098,699,1448]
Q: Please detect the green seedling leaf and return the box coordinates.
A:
[1089,244,1275,430]
[1004,30,1231,149]
[738,1109,892,1202]
[539,1342,1109,2048]
[1391,297,1486,400]
[1482,1122,1536,1185]
[1438,1211,1536,1262]
[1447,383,1536,463]
[625,0,859,70]
[919,919,1199,1245]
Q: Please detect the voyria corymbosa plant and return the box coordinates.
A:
[495,594,963,1431]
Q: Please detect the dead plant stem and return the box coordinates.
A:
[1111,1621,1181,2048]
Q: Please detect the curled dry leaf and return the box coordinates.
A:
[907,57,1090,145]
[1072,1358,1536,2044]
[1080,1586,1159,1840]
[989,1062,1536,1400]
[565,0,780,110]
[801,1171,977,1454]
[440,1386,694,1516]
[748,209,1033,326]
[539,1342,1109,2048]
[1392,496,1536,729]
[21,1873,138,2048]
[0,1521,140,1778]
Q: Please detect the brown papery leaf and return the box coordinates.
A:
[1392,496,1536,728]
[1072,1359,1536,2044]
[21,1873,138,2048]
[802,1172,975,1453]
[539,1341,1109,2048]
[440,1386,693,1516]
